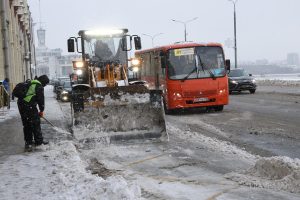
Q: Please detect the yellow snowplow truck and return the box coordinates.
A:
[67,29,166,141]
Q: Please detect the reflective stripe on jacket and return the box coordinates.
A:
[23,80,41,103]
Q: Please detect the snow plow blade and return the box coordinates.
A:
[71,85,166,141]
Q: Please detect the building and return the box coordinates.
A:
[287,53,300,67]
[35,27,80,80]
[0,0,35,88]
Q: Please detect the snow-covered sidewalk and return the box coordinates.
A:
[0,86,142,199]
[0,141,141,200]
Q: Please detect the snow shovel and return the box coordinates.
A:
[41,116,72,135]
[41,116,55,127]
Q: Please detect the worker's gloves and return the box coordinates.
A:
[38,112,44,118]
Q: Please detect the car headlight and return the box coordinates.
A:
[230,80,238,84]
[62,96,68,101]
[252,79,256,83]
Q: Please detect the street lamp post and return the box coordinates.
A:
[172,17,198,42]
[229,0,238,69]
[142,33,164,47]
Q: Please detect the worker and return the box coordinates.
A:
[17,75,50,152]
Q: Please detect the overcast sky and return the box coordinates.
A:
[27,0,300,62]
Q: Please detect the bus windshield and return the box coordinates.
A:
[84,37,127,65]
[167,46,226,80]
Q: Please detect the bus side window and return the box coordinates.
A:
[145,53,151,76]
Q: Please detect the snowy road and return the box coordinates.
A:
[63,85,300,199]
[169,90,300,158]
[1,84,299,199]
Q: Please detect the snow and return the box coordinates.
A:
[0,141,142,200]
[256,79,300,87]
[167,124,257,162]
[225,156,300,193]
[102,93,150,106]
[0,101,19,122]
[1,80,300,199]
[255,74,300,87]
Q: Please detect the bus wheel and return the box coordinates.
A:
[214,105,224,111]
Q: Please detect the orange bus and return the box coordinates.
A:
[135,42,231,113]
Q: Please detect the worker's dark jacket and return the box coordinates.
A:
[17,79,45,145]
[21,79,45,112]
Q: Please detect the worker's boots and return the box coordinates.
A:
[24,143,33,152]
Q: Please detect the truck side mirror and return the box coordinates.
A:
[67,38,75,52]
[122,35,131,51]
[134,36,142,50]
[225,59,231,71]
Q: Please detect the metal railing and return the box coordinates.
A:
[0,85,10,109]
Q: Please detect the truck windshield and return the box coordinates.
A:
[167,46,226,80]
[84,37,127,65]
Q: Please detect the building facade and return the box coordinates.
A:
[287,53,300,67]
[0,0,35,89]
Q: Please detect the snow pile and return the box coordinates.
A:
[167,124,256,161]
[0,141,142,200]
[225,156,300,193]
[256,79,300,87]
[103,93,150,106]
[0,101,19,122]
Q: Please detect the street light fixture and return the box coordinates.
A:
[172,17,198,42]
[142,33,164,47]
[228,0,238,69]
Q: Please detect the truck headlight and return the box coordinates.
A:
[76,69,83,75]
[131,58,140,66]
[132,66,139,72]
[75,61,84,68]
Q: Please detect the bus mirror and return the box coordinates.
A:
[159,51,166,68]
[161,57,166,68]
[225,59,231,71]
[134,36,142,50]
[159,52,165,57]
[67,39,75,52]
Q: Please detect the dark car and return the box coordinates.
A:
[228,68,257,94]
[53,77,69,93]
[56,81,72,101]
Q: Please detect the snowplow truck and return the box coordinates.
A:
[67,29,166,141]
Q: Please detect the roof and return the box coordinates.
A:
[136,42,223,55]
